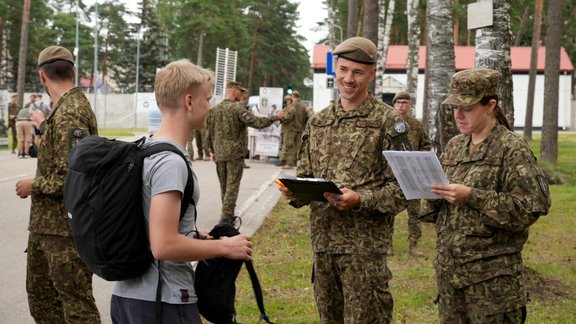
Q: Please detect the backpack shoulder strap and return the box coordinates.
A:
[245,261,274,324]
[140,142,195,220]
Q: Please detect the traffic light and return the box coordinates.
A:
[287,85,293,94]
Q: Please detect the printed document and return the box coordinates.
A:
[383,151,449,200]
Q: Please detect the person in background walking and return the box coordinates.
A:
[388,91,431,256]
[8,94,19,154]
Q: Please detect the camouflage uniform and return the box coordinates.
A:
[27,87,100,323]
[390,114,431,248]
[420,124,550,323]
[281,99,308,166]
[206,99,281,221]
[8,101,20,151]
[291,96,411,323]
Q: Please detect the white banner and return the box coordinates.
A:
[254,87,283,157]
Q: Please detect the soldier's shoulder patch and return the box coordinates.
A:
[72,128,84,138]
[394,122,407,134]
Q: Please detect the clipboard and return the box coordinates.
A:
[278,178,342,201]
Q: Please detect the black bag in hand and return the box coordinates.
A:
[195,221,273,324]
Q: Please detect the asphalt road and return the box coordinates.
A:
[0,141,285,323]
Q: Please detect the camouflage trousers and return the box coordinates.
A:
[216,158,244,221]
[281,130,302,166]
[436,273,527,323]
[27,233,100,324]
[390,199,422,244]
[313,253,393,323]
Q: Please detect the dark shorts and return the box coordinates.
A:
[111,295,202,324]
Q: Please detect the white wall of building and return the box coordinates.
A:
[314,72,573,129]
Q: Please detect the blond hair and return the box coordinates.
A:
[154,59,215,109]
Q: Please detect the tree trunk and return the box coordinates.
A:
[327,0,336,48]
[197,31,205,66]
[406,0,420,111]
[523,0,543,141]
[475,0,514,127]
[541,0,563,164]
[376,0,395,97]
[16,0,31,108]
[247,26,258,95]
[426,0,456,153]
[514,7,530,46]
[347,0,359,38]
[0,18,4,89]
[363,0,379,93]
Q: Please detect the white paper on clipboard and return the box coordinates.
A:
[383,151,449,200]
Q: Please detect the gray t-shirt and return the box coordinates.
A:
[112,137,200,304]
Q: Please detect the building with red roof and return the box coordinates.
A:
[312,45,574,129]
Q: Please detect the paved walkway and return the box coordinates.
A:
[0,133,289,323]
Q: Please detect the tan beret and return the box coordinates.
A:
[333,37,377,65]
[38,45,74,68]
[392,91,411,104]
[442,68,500,106]
[226,81,242,89]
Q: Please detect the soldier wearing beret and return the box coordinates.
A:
[15,45,100,323]
[388,91,431,256]
[206,81,285,223]
[279,36,411,323]
[420,68,551,323]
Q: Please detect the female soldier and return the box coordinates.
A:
[420,68,551,323]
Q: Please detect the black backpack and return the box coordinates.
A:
[64,136,193,281]
[195,221,273,324]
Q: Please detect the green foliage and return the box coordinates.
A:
[231,135,576,323]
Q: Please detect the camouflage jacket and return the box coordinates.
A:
[293,95,411,255]
[8,102,20,124]
[403,115,431,151]
[29,87,97,236]
[206,99,280,161]
[420,124,551,288]
[282,100,308,134]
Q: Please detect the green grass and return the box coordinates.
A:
[232,134,576,324]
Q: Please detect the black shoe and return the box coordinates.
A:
[243,163,250,169]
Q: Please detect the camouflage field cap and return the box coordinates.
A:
[443,68,500,106]
[38,45,74,68]
[333,37,377,65]
[392,91,411,104]
[226,80,242,89]
[239,87,248,93]
[291,90,300,98]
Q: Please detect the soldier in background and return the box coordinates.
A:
[15,45,100,323]
[8,94,19,154]
[239,87,251,169]
[279,37,411,323]
[206,81,285,224]
[420,68,550,323]
[388,91,431,256]
[280,91,307,169]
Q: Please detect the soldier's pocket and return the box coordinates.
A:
[465,275,527,317]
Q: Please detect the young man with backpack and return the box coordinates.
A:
[110,59,253,324]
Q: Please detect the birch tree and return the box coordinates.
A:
[375,0,395,98]
[474,0,514,127]
[541,0,563,164]
[406,0,420,110]
[426,0,455,153]
[523,0,543,141]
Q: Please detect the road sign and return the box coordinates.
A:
[326,52,335,76]
[326,77,334,89]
